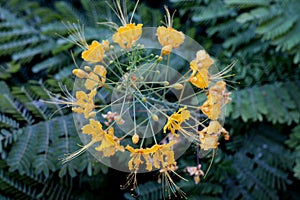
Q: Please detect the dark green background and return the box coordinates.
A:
[0,0,299,199]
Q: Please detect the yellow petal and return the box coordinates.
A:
[82,40,105,63]
[189,68,210,89]
[157,26,185,48]
[113,23,143,49]
[85,72,100,90]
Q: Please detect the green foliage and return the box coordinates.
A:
[0,0,111,198]
[226,0,300,63]
[0,160,78,200]
[286,125,300,179]
[0,0,110,80]
[227,81,300,124]
[0,0,299,199]
[0,82,34,124]
[5,114,104,178]
[224,125,292,200]
[0,114,20,129]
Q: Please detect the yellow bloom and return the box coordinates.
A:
[189,50,214,89]
[206,120,230,140]
[156,26,185,56]
[113,23,143,49]
[200,94,221,120]
[157,26,185,48]
[200,81,229,120]
[199,120,229,137]
[95,127,124,157]
[191,50,214,71]
[156,7,185,56]
[152,141,176,169]
[163,107,190,136]
[206,120,223,134]
[126,145,153,171]
[81,119,105,141]
[72,69,87,78]
[85,65,107,90]
[82,40,105,63]
[81,121,123,157]
[208,81,231,106]
[72,89,96,119]
[199,133,219,151]
[125,141,176,172]
[101,40,110,51]
[189,67,210,89]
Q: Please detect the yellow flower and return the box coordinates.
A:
[95,127,124,157]
[81,119,105,141]
[200,81,229,120]
[125,141,176,172]
[156,26,185,56]
[207,120,223,134]
[199,133,219,151]
[191,50,214,71]
[189,67,210,89]
[206,120,230,140]
[113,23,143,49]
[126,145,153,171]
[198,120,229,150]
[85,65,107,90]
[72,69,87,78]
[157,27,185,49]
[156,7,185,56]
[200,94,221,120]
[72,89,96,119]
[82,40,105,63]
[163,107,190,136]
[189,50,214,89]
[82,120,124,157]
[152,141,176,169]
[208,81,231,106]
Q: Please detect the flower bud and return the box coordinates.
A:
[173,83,183,90]
[161,45,172,56]
[72,69,87,78]
[163,81,169,86]
[132,133,139,144]
[117,85,122,91]
[152,114,159,121]
[88,111,96,118]
[84,66,91,72]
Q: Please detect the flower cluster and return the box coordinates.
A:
[53,1,233,199]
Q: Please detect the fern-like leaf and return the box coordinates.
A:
[286,125,300,179]
[227,81,300,124]
[223,125,292,200]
